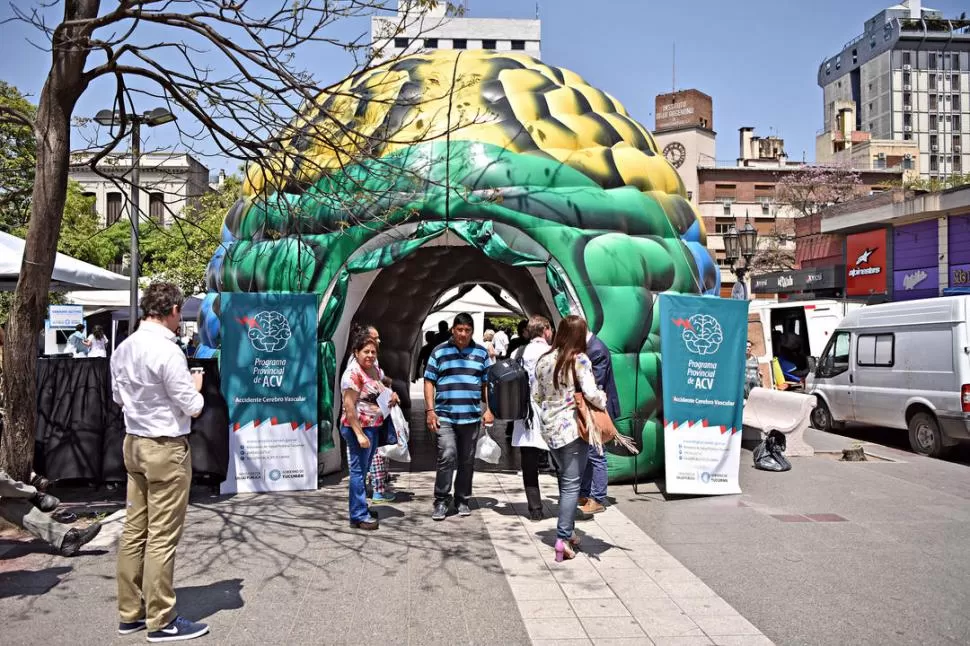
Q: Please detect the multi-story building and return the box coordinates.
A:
[698,128,902,298]
[371,1,541,63]
[817,0,970,179]
[652,89,716,206]
[69,152,211,228]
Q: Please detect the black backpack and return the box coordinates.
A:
[487,346,531,421]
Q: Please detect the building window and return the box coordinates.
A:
[903,91,911,105]
[953,74,961,90]
[954,94,962,111]
[393,37,408,48]
[903,112,912,127]
[106,192,122,224]
[511,40,526,50]
[902,51,912,65]
[149,192,165,224]
[955,156,963,172]
[715,218,735,234]
[930,114,938,131]
[930,155,939,172]
[902,155,914,169]
[954,135,962,149]
[953,53,961,71]
[423,38,438,48]
[852,48,858,65]
[929,52,938,69]
[929,94,938,111]
[761,200,771,216]
[722,200,733,216]
[902,71,911,85]
[954,115,962,130]
[686,191,693,201]
[930,134,939,149]
[482,39,496,49]
[904,133,913,140]
[452,38,467,49]
[929,75,937,90]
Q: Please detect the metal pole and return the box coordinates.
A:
[129,119,141,332]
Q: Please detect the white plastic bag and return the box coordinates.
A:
[380,406,411,463]
[475,425,502,464]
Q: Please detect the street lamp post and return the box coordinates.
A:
[723,211,759,300]
[94,108,177,330]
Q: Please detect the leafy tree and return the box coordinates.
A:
[0,1,447,479]
[0,82,37,233]
[750,164,866,272]
[140,177,242,295]
[902,173,970,192]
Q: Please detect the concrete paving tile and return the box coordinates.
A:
[525,616,589,640]
[671,596,740,617]
[645,567,702,585]
[592,638,657,646]
[561,580,618,599]
[620,596,684,617]
[518,597,575,618]
[635,611,703,638]
[581,616,649,638]
[533,640,593,646]
[692,615,762,636]
[509,580,567,600]
[652,579,718,598]
[707,636,774,646]
[604,575,670,600]
[649,636,714,646]
[570,597,634,617]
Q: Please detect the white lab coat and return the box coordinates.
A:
[511,338,551,450]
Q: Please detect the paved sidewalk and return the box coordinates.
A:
[477,471,771,646]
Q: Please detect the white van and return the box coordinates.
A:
[747,300,862,389]
[806,296,970,457]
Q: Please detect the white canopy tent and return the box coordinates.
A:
[421,284,522,342]
[0,231,130,291]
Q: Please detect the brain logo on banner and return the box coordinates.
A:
[239,311,292,352]
[677,314,723,356]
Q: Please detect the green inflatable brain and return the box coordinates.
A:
[198,50,720,481]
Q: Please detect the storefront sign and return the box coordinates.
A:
[751,266,844,294]
[48,305,84,329]
[660,294,748,496]
[845,229,889,297]
[220,293,319,494]
[949,216,970,282]
[952,263,970,287]
[893,220,939,301]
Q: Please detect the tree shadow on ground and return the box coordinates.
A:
[176,578,245,621]
[0,566,72,598]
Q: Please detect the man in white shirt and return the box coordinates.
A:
[492,327,509,359]
[111,282,208,642]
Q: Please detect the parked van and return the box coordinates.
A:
[806,296,970,457]
[747,300,862,389]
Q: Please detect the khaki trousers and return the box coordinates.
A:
[117,435,191,631]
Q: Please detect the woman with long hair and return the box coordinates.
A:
[533,315,607,561]
[84,325,108,358]
[340,331,398,530]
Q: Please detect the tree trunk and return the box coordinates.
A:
[0,0,99,481]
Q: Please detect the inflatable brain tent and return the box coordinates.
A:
[199,50,720,481]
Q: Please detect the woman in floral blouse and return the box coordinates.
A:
[340,332,397,530]
[533,315,608,561]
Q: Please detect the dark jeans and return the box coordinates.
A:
[341,425,379,523]
[434,421,480,505]
[549,439,588,540]
[520,446,543,511]
[579,443,608,503]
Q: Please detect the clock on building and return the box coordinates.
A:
[663,142,687,168]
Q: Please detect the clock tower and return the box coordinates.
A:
[652,89,716,207]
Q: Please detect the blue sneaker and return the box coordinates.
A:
[370,491,397,505]
[118,618,146,635]
[146,616,209,643]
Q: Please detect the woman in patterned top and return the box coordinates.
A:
[534,315,608,561]
[340,332,398,530]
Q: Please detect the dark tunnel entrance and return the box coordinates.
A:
[340,244,556,412]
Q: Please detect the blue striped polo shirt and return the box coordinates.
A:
[424,340,490,425]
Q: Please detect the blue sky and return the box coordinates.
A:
[1,0,966,175]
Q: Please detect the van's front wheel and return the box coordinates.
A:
[811,398,835,432]
[908,412,949,458]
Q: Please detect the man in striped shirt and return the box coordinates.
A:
[424,312,494,521]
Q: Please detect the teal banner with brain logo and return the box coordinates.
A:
[660,294,748,495]
[220,293,319,494]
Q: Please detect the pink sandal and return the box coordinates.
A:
[555,538,576,562]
